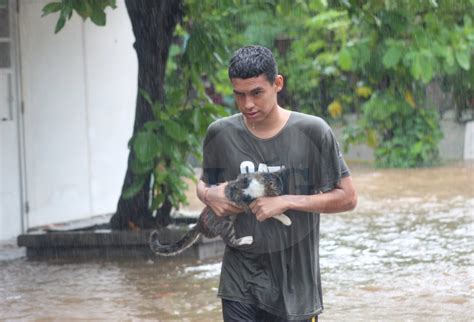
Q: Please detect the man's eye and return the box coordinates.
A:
[253,91,262,97]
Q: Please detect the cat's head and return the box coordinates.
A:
[226,169,288,203]
[256,171,286,197]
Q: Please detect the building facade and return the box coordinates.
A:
[1,0,136,240]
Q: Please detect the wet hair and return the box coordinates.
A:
[228,45,278,84]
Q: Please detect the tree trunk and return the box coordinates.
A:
[110,0,183,230]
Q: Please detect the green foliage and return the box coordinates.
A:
[284,5,354,115]
[343,92,443,167]
[122,1,237,211]
[123,87,227,209]
[282,0,473,167]
[42,0,116,33]
[42,0,474,192]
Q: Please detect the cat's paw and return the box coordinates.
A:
[237,236,254,245]
[274,214,292,226]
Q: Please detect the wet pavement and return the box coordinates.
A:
[1,162,473,321]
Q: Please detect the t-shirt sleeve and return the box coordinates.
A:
[200,124,222,185]
[318,127,351,193]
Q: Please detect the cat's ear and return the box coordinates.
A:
[239,175,250,187]
[234,173,246,184]
[277,168,291,192]
[278,167,291,179]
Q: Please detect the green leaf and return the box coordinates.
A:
[131,158,154,175]
[192,108,201,132]
[122,175,147,199]
[163,120,187,142]
[338,48,353,71]
[169,146,183,163]
[419,57,434,83]
[383,45,403,68]
[445,46,455,66]
[366,129,378,148]
[410,54,423,80]
[455,49,471,70]
[139,89,153,105]
[153,167,168,186]
[410,141,424,155]
[42,2,62,16]
[54,16,67,33]
[150,194,165,210]
[152,101,166,119]
[179,164,195,179]
[90,7,106,26]
[105,0,117,9]
[60,3,73,19]
[72,0,89,19]
[53,3,73,33]
[133,131,160,162]
[143,121,160,131]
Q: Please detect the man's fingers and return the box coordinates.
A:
[209,205,224,217]
[226,202,243,214]
[249,201,257,213]
[211,202,243,217]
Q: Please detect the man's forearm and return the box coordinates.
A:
[281,188,356,214]
[196,180,208,203]
[283,176,357,214]
[250,176,357,222]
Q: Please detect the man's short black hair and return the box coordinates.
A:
[228,45,278,84]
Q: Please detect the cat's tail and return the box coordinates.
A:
[149,223,201,257]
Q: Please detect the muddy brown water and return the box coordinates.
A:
[1,162,473,321]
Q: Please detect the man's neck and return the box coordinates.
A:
[244,106,291,139]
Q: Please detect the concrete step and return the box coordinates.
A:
[17,227,224,261]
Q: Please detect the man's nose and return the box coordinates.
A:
[243,96,254,109]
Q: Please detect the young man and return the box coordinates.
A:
[197,45,357,321]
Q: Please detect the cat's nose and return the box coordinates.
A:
[242,195,253,203]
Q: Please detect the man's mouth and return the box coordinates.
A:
[245,111,259,119]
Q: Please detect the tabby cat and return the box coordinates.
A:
[149,169,291,256]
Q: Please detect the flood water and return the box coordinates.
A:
[1,162,473,321]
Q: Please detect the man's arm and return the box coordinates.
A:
[249,176,357,222]
[196,180,243,217]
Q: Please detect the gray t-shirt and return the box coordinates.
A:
[201,111,350,320]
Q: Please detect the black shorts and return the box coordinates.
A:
[222,299,318,322]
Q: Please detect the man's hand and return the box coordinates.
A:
[249,196,289,222]
[205,183,243,217]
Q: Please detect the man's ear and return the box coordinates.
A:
[274,75,284,92]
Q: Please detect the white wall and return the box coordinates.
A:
[84,6,137,215]
[18,0,136,228]
[0,101,22,239]
[1,0,23,241]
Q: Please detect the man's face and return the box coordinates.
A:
[231,74,283,126]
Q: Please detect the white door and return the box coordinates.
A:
[19,0,93,228]
[0,0,23,240]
